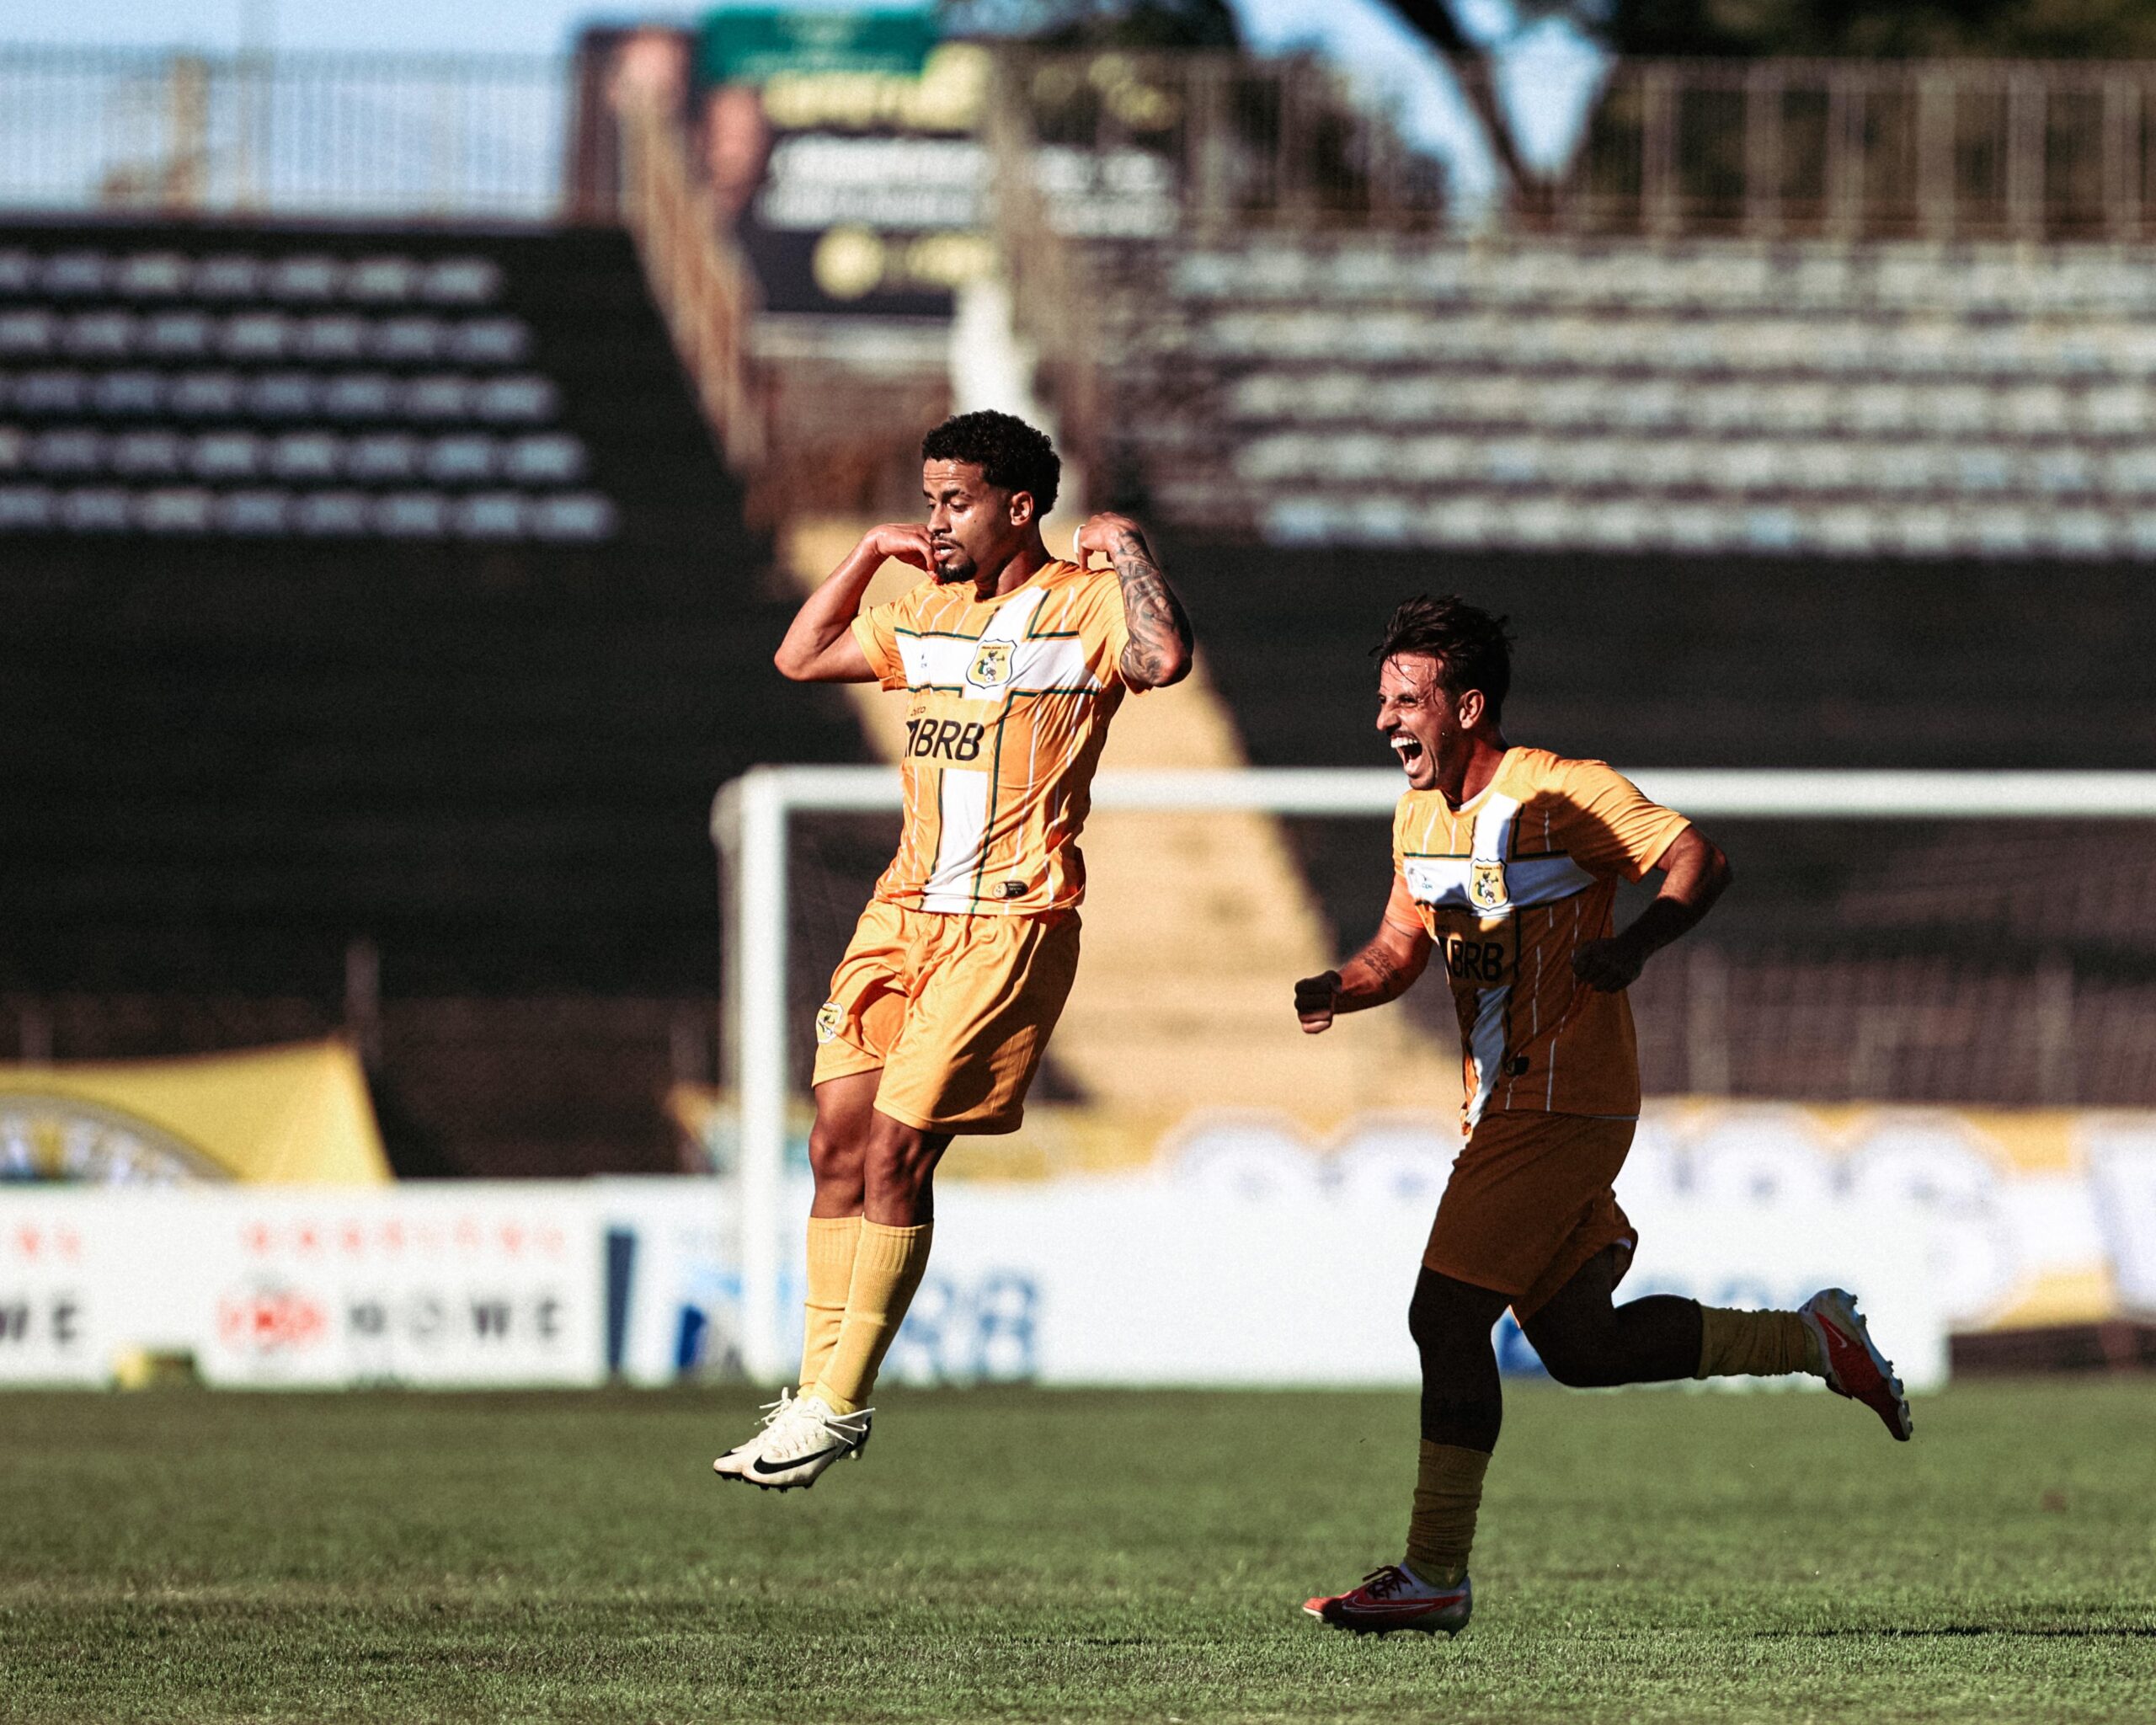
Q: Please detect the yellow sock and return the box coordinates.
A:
[1695,1306,1822,1380]
[808,1220,932,1415]
[1404,1441,1489,1588]
[798,1215,862,1392]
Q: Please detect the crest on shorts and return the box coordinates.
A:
[1469,859,1509,911]
[966,640,1014,692]
[814,1001,842,1044]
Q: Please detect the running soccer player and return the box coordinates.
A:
[713,410,1193,1490]
[1295,595,1910,1636]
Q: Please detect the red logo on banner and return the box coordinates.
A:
[216,1284,328,1353]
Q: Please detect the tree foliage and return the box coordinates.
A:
[1588,0,2156,58]
[939,0,1240,50]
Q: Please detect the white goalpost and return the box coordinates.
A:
[711,765,2156,1384]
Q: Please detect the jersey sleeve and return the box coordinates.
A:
[1384,799,1423,932]
[1380,870,1427,937]
[848,591,913,692]
[1067,565,1134,691]
[1546,759,1693,882]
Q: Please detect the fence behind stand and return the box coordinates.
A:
[0,46,567,221]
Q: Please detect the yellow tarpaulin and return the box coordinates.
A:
[0,1040,391,1185]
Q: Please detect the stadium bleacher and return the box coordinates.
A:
[1092,236,2156,558]
[2,218,869,1174]
[0,230,622,542]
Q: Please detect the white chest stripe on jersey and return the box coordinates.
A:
[895,589,1102,701]
[1401,851,1597,911]
[1462,795,1519,1126]
[920,766,990,912]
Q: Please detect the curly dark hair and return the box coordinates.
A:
[1374,594,1516,721]
[921,410,1060,514]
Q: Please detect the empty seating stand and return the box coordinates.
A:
[1,217,870,1173]
[1097,235,2156,558]
[0,228,628,542]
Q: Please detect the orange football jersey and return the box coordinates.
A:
[850,558,1134,915]
[1388,748,1692,1130]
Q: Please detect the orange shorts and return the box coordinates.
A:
[1422,1110,1639,1319]
[810,900,1080,1135]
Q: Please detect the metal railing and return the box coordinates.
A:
[990,51,2156,243]
[1564,58,2156,242]
[982,64,1105,503]
[997,48,1448,234]
[611,76,768,473]
[0,45,568,220]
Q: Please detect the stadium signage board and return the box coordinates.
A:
[0,1197,102,1384]
[17,1103,2154,1388]
[697,6,939,85]
[0,1187,607,1388]
[189,1189,604,1387]
[716,40,1173,318]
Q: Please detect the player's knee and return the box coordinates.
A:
[806,1121,864,1193]
[1529,1334,1616,1388]
[864,1123,937,1198]
[1407,1272,1486,1359]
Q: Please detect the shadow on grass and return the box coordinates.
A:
[1765,1626,2156,1640]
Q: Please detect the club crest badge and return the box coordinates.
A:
[966,640,1014,692]
[814,1001,843,1044]
[1469,859,1509,911]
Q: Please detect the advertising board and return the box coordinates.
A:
[0,1187,603,1388]
[9,1097,2155,1391]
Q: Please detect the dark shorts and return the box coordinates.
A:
[1422,1110,1640,1318]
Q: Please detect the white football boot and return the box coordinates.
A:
[729,1394,874,1492]
[712,1389,794,1480]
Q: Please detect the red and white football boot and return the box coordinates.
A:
[1303,1565,1472,1636]
[1800,1287,1913,1441]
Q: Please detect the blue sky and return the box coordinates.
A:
[7,1,1604,200]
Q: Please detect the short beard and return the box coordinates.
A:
[932,556,974,584]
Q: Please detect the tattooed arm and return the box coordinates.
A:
[1075,511,1194,689]
[1294,880,1431,1034]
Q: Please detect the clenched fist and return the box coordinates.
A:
[1294,970,1343,1034]
[1073,511,1145,564]
[862,522,936,568]
[1572,935,1646,993]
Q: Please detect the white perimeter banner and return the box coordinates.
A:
[0,1186,605,1388]
[14,1097,2156,1390]
[888,1168,1950,1393]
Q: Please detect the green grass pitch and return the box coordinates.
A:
[3,1380,2152,1723]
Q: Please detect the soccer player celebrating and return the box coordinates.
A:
[713,410,1193,1490]
[1295,595,1910,1635]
